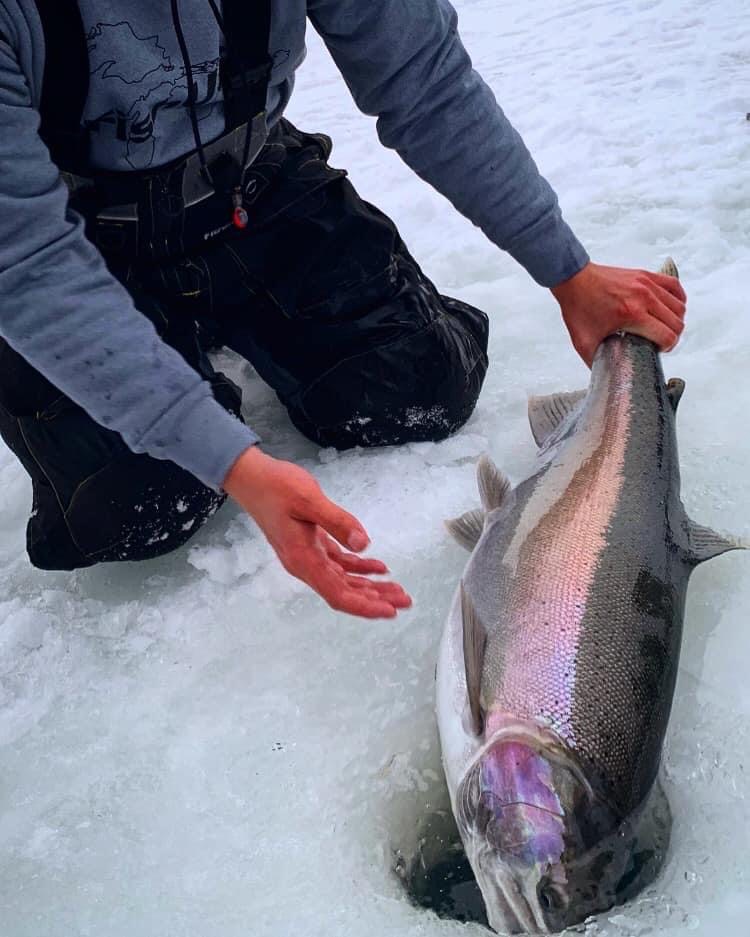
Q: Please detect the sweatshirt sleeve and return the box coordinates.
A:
[307,0,589,287]
[0,35,257,490]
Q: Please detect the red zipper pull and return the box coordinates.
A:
[232,188,248,230]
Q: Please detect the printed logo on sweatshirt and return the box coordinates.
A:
[82,20,222,170]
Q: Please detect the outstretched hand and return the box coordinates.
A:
[223,446,412,619]
[551,262,687,366]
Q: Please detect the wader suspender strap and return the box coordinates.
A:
[221,0,273,131]
[35,0,273,175]
[36,0,90,170]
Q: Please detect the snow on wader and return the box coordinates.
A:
[0,0,489,570]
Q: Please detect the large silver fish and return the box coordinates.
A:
[436,261,744,933]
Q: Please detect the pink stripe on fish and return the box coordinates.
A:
[486,342,634,745]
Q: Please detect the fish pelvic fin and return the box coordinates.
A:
[461,582,487,737]
[528,390,587,448]
[445,508,485,551]
[445,456,512,550]
[686,519,748,565]
[477,454,512,513]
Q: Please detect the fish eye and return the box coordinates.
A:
[538,881,566,913]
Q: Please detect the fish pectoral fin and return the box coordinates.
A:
[460,582,487,737]
[527,390,587,447]
[666,378,685,412]
[446,508,485,551]
[687,519,748,565]
[477,454,512,513]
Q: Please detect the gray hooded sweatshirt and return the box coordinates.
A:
[0,0,589,489]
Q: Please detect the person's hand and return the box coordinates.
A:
[223,446,412,619]
[551,262,687,366]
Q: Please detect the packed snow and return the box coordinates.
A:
[1,1,748,935]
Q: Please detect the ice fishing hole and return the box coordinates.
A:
[396,809,489,929]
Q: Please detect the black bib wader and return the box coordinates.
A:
[0,0,489,571]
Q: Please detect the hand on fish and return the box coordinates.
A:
[223,446,413,618]
[552,261,687,366]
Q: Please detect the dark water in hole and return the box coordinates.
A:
[408,843,489,928]
[399,810,489,929]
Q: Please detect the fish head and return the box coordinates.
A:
[456,737,634,934]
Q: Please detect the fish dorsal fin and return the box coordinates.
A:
[666,378,685,412]
[659,257,680,279]
[528,390,587,447]
[461,582,487,737]
[686,520,748,565]
[446,509,485,551]
[477,454,512,513]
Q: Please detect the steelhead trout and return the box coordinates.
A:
[436,261,744,933]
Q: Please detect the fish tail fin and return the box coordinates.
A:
[659,257,680,279]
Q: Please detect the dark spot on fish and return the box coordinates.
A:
[637,634,668,704]
[633,568,674,621]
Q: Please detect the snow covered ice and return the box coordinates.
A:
[1,0,749,935]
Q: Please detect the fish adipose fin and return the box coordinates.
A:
[666,378,685,412]
[460,582,487,737]
[687,520,748,565]
[528,390,587,447]
[446,509,485,551]
[660,259,684,411]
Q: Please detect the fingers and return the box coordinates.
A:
[650,280,686,320]
[630,280,686,352]
[294,491,370,552]
[620,318,681,354]
[281,526,412,619]
[646,271,687,304]
[648,310,684,350]
[343,576,412,607]
[319,534,411,613]
[331,552,389,575]
[321,534,388,574]
[308,563,406,619]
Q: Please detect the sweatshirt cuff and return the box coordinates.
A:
[136,387,260,490]
[505,213,590,288]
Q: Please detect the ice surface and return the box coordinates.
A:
[1,1,749,935]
